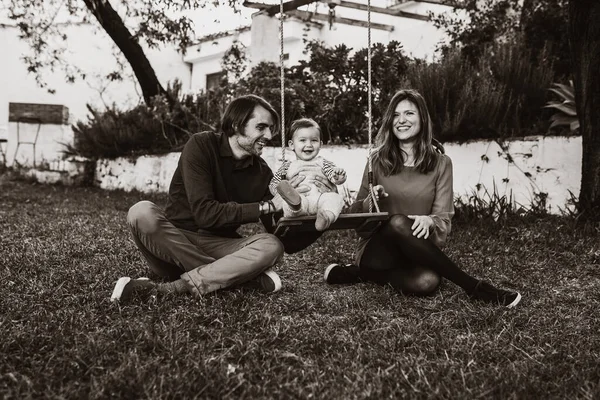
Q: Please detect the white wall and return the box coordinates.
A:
[184,28,252,92]
[0,23,191,129]
[313,0,453,60]
[93,136,582,214]
[187,1,458,90]
[3,121,73,168]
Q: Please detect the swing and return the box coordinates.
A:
[272,0,388,238]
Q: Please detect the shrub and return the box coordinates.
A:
[544,81,579,134]
[432,0,569,80]
[68,39,557,159]
[403,41,554,142]
[67,103,175,159]
[66,81,223,159]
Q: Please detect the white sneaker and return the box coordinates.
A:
[254,269,282,293]
[324,263,339,282]
[110,277,154,302]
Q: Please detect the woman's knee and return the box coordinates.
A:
[386,214,413,239]
[127,201,161,234]
[406,269,441,296]
[254,233,285,265]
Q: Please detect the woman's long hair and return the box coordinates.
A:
[373,89,437,175]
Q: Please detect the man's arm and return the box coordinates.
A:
[181,136,261,229]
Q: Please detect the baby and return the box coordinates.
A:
[269,118,347,231]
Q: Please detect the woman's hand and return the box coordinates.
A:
[407,215,435,239]
[362,185,388,212]
[371,185,388,202]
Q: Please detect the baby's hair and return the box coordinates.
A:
[290,118,321,140]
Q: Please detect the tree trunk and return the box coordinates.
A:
[83,0,167,105]
[569,0,600,219]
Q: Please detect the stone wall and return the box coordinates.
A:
[93,135,582,214]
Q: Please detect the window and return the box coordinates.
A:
[206,71,225,90]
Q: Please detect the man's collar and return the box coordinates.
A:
[219,132,254,168]
[219,132,233,157]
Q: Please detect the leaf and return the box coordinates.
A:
[570,120,580,132]
[549,115,576,129]
[544,103,577,116]
[549,83,575,103]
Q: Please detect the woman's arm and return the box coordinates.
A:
[429,155,455,247]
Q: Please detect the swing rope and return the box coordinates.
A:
[366,0,377,214]
[277,0,380,212]
[279,0,286,163]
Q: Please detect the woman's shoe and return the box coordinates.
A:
[468,280,522,308]
[324,263,361,284]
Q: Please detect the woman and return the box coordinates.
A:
[324,89,521,308]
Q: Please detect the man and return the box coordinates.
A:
[111,95,329,301]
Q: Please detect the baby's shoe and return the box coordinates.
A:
[276,180,302,211]
[315,209,336,231]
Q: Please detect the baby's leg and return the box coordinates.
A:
[276,180,302,211]
[315,193,345,231]
[284,195,309,217]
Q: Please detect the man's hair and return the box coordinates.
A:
[289,118,321,140]
[221,95,280,137]
[373,89,437,175]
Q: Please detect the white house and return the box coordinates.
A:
[0,0,455,167]
[185,0,456,93]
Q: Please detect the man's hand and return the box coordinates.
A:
[288,168,337,194]
[260,200,281,215]
[312,174,337,193]
[407,215,435,239]
[332,168,347,185]
[288,174,311,194]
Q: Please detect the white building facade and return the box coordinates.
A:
[185,0,455,93]
[0,0,454,167]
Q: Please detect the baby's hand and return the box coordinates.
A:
[332,168,347,185]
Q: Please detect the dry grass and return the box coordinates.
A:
[1,178,599,399]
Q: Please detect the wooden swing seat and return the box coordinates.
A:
[273,212,389,237]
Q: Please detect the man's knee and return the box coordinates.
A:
[127,201,161,235]
[387,214,413,238]
[254,233,285,265]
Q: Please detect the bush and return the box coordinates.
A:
[69,39,557,159]
[432,0,569,80]
[67,81,223,159]
[67,104,175,159]
[233,40,410,145]
[403,41,554,142]
[545,80,579,134]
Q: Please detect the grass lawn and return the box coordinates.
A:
[1,177,600,399]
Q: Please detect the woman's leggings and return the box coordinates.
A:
[359,214,478,295]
